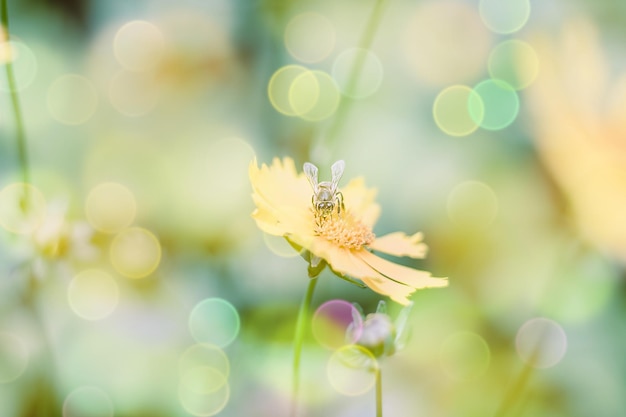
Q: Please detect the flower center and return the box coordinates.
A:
[314,211,375,249]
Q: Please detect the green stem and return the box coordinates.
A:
[493,329,548,417]
[493,357,536,417]
[24,274,58,416]
[290,276,318,417]
[493,364,534,417]
[1,0,30,187]
[375,367,383,417]
[321,0,387,150]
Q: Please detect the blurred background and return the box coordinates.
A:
[0,0,625,416]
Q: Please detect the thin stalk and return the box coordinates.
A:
[290,276,318,417]
[24,273,58,417]
[1,0,30,187]
[493,329,549,417]
[493,364,534,417]
[493,357,536,417]
[375,367,383,417]
[321,0,387,150]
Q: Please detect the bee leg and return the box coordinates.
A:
[336,192,345,214]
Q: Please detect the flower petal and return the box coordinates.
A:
[304,237,419,305]
[357,250,447,290]
[368,232,428,259]
[249,157,312,213]
[251,208,286,236]
[340,250,415,305]
[312,239,372,277]
[250,157,315,236]
[251,192,312,236]
[360,276,415,306]
[341,177,380,227]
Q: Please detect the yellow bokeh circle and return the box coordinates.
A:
[178,344,231,417]
[47,74,99,125]
[289,70,319,116]
[178,376,230,417]
[179,344,230,381]
[404,1,493,86]
[433,85,484,137]
[332,48,383,99]
[113,20,165,72]
[268,66,340,121]
[289,70,340,121]
[267,65,308,116]
[0,41,37,92]
[479,0,531,35]
[447,180,498,228]
[85,182,136,233]
[110,227,161,278]
[67,269,120,321]
[284,12,335,63]
[327,345,378,396]
[488,40,539,90]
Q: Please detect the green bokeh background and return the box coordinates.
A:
[1,0,625,416]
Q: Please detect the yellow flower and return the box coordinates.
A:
[526,18,626,261]
[249,157,447,305]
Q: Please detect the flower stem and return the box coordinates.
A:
[1,0,30,188]
[375,367,383,417]
[24,273,59,416]
[290,276,318,417]
[493,360,535,417]
[321,0,387,149]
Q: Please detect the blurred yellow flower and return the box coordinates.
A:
[249,157,447,305]
[527,18,626,262]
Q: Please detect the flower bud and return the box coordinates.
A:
[356,313,396,357]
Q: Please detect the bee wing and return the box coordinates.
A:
[330,160,345,190]
[303,162,319,189]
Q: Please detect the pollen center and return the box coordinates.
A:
[314,211,375,249]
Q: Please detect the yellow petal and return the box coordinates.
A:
[309,238,372,277]
[250,157,316,237]
[368,232,428,259]
[357,250,447,290]
[341,177,380,227]
[341,250,416,306]
[360,276,415,306]
[251,209,286,236]
[251,192,312,233]
[249,157,311,213]
[305,238,420,305]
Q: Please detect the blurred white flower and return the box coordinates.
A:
[11,199,99,280]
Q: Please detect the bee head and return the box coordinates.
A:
[317,201,334,212]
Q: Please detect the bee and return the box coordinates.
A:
[303,160,346,218]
